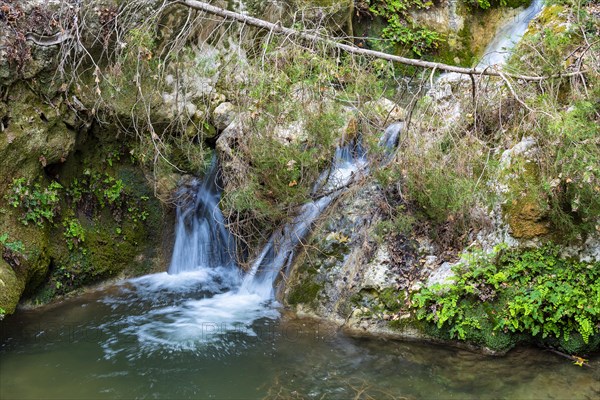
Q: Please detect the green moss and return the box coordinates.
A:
[19,133,165,304]
[379,287,405,312]
[287,280,323,305]
[502,160,550,239]
[541,333,600,355]
[503,0,533,8]
[0,259,24,314]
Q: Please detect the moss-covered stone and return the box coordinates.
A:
[0,259,23,315]
[501,156,550,239]
[287,279,323,306]
[505,197,550,238]
[0,84,77,197]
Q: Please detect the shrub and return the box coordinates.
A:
[368,0,443,55]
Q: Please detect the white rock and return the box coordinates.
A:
[427,262,456,287]
[212,102,237,131]
[364,98,406,123]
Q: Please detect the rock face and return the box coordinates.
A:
[281,182,442,340]
[408,0,531,65]
[0,82,169,315]
[0,1,172,316]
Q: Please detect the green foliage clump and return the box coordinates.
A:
[6,178,62,226]
[63,219,85,251]
[397,133,496,243]
[0,233,25,254]
[411,245,600,353]
[374,205,416,239]
[466,0,531,10]
[368,0,443,55]
[101,176,124,206]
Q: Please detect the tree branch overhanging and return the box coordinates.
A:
[175,0,584,82]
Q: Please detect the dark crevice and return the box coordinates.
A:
[1,115,9,131]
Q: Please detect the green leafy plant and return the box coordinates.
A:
[63,219,85,250]
[466,0,532,10]
[368,0,443,55]
[102,176,124,205]
[411,245,600,351]
[6,178,62,226]
[0,233,25,254]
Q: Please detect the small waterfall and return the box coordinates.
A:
[478,0,544,68]
[241,140,367,299]
[379,122,403,152]
[168,159,237,274]
[102,130,395,354]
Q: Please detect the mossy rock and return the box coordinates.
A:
[0,259,24,315]
[287,279,323,306]
[0,84,77,197]
[505,197,550,238]
[501,153,550,239]
[551,333,600,355]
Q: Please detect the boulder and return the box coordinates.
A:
[212,102,237,131]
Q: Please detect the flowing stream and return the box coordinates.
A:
[1,131,598,399]
[1,285,598,399]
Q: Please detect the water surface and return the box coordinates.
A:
[1,273,598,399]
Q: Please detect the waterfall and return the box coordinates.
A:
[438,0,544,83]
[101,130,396,354]
[168,159,237,274]
[167,140,368,302]
[478,0,544,68]
[379,122,403,152]
[240,141,367,299]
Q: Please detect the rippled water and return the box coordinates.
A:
[1,273,598,400]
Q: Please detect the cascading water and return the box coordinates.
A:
[98,0,546,352]
[241,141,367,299]
[478,0,544,67]
[99,135,382,356]
[168,160,236,274]
[379,122,403,153]
[438,0,544,83]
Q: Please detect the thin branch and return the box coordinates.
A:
[176,0,585,82]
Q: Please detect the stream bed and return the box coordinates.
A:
[1,272,598,400]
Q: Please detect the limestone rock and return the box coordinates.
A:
[426,262,456,287]
[215,113,251,193]
[364,98,406,126]
[0,260,24,315]
[212,102,237,131]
